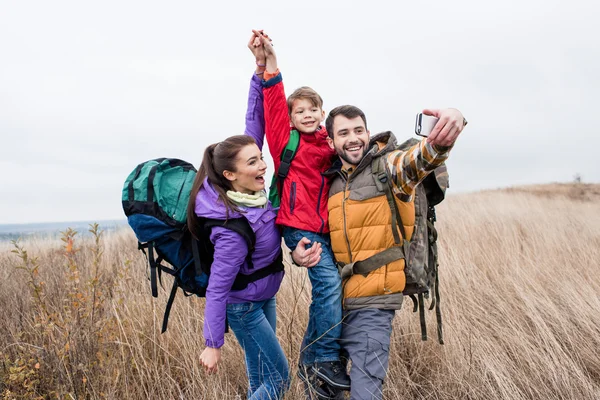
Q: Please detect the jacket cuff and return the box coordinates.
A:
[251,73,262,85]
[205,338,224,348]
[432,143,454,154]
[262,70,282,88]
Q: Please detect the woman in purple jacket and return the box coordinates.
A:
[184,33,321,400]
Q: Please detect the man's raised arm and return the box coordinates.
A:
[387,108,466,196]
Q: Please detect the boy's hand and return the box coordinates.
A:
[258,31,276,59]
[254,30,277,73]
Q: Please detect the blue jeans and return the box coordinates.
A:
[226,297,290,400]
[283,228,343,365]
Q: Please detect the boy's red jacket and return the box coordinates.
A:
[263,72,336,234]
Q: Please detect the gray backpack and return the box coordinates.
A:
[397,138,448,344]
[370,138,447,344]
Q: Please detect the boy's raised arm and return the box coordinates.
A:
[259,32,290,168]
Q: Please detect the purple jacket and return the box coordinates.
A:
[196,74,284,348]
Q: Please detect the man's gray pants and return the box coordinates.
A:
[341,308,395,400]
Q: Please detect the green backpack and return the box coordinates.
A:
[268,130,300,208]
[122,158,284,333]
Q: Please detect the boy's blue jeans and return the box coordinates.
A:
[227,297,290,400]
[283,227,343,366]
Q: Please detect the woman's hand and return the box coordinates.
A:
[291,237,322,268]
[248,30,271,67]
[200,346,221,374]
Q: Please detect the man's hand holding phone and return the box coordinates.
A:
[418,108,467,147]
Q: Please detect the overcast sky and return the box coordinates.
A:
[1,0,598,224]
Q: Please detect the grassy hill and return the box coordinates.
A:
[1,183,599,399]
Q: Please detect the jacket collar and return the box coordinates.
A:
[298,125,328,142]
[351,131,398,177]
[196,178,271,224]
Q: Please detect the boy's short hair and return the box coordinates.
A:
[326,105,368,138]
[287,86,324,114]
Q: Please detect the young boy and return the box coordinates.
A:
[257,32,350,396]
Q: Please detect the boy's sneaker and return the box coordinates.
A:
[312,361,351,390]
[298,364,337,399]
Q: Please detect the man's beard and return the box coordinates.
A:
[337,143,368,167]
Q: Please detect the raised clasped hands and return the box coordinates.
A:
[248,30,272,64]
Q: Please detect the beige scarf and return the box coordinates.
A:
[226,190,268,208]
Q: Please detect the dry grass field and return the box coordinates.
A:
[1,183,599,399]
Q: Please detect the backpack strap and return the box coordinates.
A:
[146,242,159,298]
[231,250,284,291]
[204,217,256,269]
[371,155,411,260]
[161,279,179,333]
[141,240,178,298]
[146,162,161,204]
[278,130,300,180]
[191,235,203,277]
[127,163,145,202]
[371,156,409,246]
[268,130,300,208]
[418,293,427,340]
[407,206,443,344]
[427,205,444,344]
[201,217,283,290]
[339,247,406,281]
[338,156,413,282]
[160,234,203,334]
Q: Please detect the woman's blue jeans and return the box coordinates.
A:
[226,297,290,400]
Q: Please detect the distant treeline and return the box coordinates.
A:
[0,220,127,243]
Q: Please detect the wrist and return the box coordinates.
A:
[265,54,277,63]
[256,59,266,67]
[289,250,302,267]
[205,338,224,348]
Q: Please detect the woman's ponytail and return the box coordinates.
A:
[186,135,257,239]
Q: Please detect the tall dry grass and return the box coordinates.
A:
[1,184,599,399]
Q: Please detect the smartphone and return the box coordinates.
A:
[415,113,439,137]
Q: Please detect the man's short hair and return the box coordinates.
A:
[326,105,368,138]
[287,87,324,114]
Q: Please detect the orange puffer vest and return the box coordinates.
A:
[327,132,415,310]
